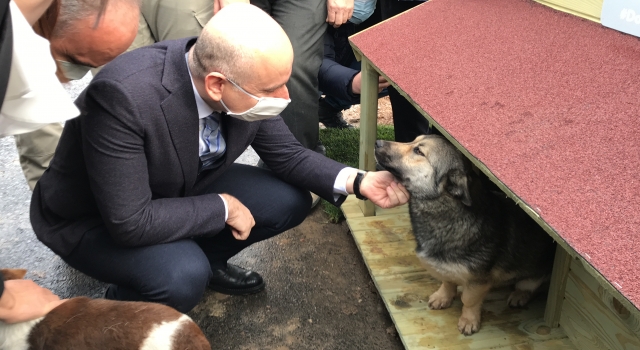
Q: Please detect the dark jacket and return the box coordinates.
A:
[30,37,347,257]
[318,24,360,104]
[0,0,12,110]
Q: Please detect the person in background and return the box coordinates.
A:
[379,0,434,141]
[0,0,69,324]
[0,0,139,324]
[250,0,354,156]
[317,0,389,129]
[11,0,140,190]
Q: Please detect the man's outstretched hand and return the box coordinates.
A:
[0,280,65,324]
[358,171,409,208]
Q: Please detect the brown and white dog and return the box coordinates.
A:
[0,269,211,350]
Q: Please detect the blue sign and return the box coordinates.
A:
[601,0,640,38]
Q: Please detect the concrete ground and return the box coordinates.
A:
[0,75,404,349]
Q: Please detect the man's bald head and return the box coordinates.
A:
[190,3,293,84]
[48,0,140,72]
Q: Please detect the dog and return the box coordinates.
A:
[375,135,555,335]
[0,269,211,350]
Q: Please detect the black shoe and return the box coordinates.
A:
[103,284,115,299]
[319,98,354,129]
[209,264,265,295]
[315,140,327,156]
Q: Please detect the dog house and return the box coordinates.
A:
[343,0,640,348]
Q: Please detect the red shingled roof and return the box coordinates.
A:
[351,0,640,308]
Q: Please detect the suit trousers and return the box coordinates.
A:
[61,164,312,313]
[250,0,327,150]
[379,0,434,142]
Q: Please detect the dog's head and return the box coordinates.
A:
[0,269,27,280]
[375,135,472,206]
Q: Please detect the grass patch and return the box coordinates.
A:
[319,125,395,223]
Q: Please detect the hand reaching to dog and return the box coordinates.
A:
[213,0,250,14]
[349,171,410,208]
[0,280,65,323]
[351,73,390,95]
[220,193,255,240]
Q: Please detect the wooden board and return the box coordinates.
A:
[534,0,603,22]
[342,196,576,349]
[561,258,640,349]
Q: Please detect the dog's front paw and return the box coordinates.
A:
[457,315,480,336]
[428,282,456,310]
[507,290,532,308]
[428,291,454,310]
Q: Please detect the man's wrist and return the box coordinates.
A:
[353,171,368,200]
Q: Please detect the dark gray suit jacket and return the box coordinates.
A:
[30,37,347,256]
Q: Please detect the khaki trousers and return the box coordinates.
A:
[130,0,212,51]
[13,123,63,190]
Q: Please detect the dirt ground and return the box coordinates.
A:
[189,208,404,349]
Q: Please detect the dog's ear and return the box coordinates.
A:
[446,169,472,206]
[0,268,27,280]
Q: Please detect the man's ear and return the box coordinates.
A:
[446,169,472,206]
[0,268,27,280]
[204,72,227,102]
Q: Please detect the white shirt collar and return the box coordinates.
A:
[185,52,214,119]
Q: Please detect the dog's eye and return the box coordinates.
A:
[413,147,424,156]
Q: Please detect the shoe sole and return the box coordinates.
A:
[209,282,266,296]
[310,192,321,208]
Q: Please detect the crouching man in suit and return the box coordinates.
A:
[30,3,409,313]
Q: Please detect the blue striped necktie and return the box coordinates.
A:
[199,112,226,170]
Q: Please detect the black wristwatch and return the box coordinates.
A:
[353,171,368,200]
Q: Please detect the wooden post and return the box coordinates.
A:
[358,58,379,217]
[544,245,572,327]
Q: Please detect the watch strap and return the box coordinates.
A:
[354,171,368,200]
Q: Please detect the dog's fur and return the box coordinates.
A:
[375,135,555,335]
[0,269,211,350]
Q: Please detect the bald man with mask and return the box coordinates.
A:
[30,3,409,313]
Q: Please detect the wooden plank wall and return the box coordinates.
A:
[342,196,576,349]
[561,258,640,349]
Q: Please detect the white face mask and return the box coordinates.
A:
[219,78,290,122]
[56,60,93,81]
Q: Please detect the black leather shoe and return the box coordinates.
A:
[209,264,265,295]
[319,98,354,129]
[314,140,327,156]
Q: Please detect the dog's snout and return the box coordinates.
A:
[375,140,384,149]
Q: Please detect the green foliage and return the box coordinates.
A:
[319,126,395,223]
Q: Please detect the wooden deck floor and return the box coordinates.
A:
[341,196,576,349]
